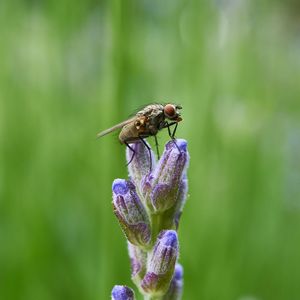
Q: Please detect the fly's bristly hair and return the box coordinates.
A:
[127,102,162,118]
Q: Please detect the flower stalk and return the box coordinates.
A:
[111,139,189,300]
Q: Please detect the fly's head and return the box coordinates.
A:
[163,104,182,122]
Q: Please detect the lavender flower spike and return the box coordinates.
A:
[163,264,183,300]
[111,285,135,300]
[145,139,189,213]
[141,230,179,296]
[110,136,189,299]
[112,179,151,247]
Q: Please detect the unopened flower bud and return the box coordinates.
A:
[141,230,179,295]
[111,285,135,300]
[173,176,188,229]
[147,139,189,212]
[163,263,184,300]
[112,179,151,247]
[128,242,147,285]
[126,141,155,191]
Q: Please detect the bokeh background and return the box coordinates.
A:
[1,0,300,299]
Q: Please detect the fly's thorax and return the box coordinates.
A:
[138,105,166,135]
[137,104,164,118]
[147,113,165,135]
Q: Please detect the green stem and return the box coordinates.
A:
[151,213,163,245]
[144,295,163,300]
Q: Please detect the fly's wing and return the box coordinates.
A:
[96,117,136,138]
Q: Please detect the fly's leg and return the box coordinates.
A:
[154,135,160,159]
[171,122,178,139]
[167,123,172,137]
[125,142,136,166]
[165,122,181,153]
[164,121,177,137]
[138,137,152,172]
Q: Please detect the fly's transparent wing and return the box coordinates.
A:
[96,117,136,138]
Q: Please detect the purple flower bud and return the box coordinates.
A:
[145,139,189,212]
[126,141,155,191]
[163,264,184,300]
[111,285,135,300]
[112,179,151,247]
[128,242,147,285]
[141,230,179,295]
[173,176,188,230]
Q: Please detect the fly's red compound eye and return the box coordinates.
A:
[164,104,176,118]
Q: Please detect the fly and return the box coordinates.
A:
[97,103,182,169]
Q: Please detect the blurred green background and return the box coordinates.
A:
[1,0,300,299]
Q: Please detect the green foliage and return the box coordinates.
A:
[1,1,300,299]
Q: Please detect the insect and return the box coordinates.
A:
[97,103,182,168]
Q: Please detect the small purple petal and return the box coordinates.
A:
[157,230,178,247]
[112,179,130,195]
[111,285,135,300]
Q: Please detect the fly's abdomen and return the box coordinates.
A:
[119,123,140,144]
[119,116,152,144]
